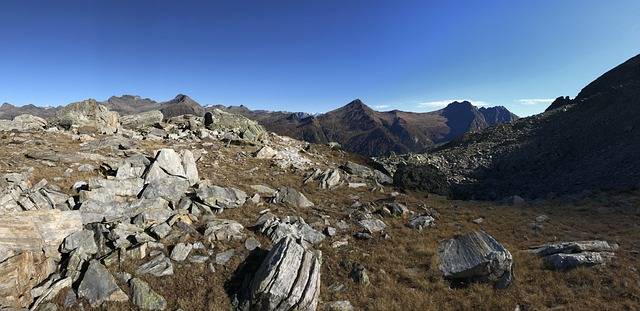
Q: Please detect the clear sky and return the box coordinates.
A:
[1,1,639,116]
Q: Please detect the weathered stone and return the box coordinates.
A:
[0,251,57,308]
[137,253,174,277]
[530,240,618,257]
[247,237,321,310]
[0,210,83,258]
[145,149,187,184]
[544,251,614,270]
[181,149,199,186]
[84,177,145,201]
[151,223,172,239]
[77,260,128,307]
[385,202,409,217]
[305,168,343,189]
[408,215,435,230]
[529,240,618,270]
[170,243,193,262]
[130,277,167,310]
[62,229,98,255]
[438,231,513,288]
[272,187,314,208]
[250,184,277,196]
[120,110,164,129]
[357,218,387,234]
[204,219,246,241]
[196,183,247,209]
[141,176,190,204]
[215,249,235,266]
[30,277,72,310]
[341,161,371,176]
[255,146,278,159]
[257,214,325,246]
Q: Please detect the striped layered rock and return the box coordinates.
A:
[247,237,322,311]
[0,210,83,309]
[438,231,513,289]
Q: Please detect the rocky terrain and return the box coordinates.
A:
[0,91,638,311]
[1,97,518,157]
[386,53,640,200]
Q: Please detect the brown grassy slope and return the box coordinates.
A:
[1,133,638,310]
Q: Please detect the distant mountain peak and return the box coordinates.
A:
[343,99,370,110]
[446,100,475,109]
[173,94,192,101]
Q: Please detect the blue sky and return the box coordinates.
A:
[0,1,639,116]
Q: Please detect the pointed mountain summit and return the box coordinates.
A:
[160,94,206,119]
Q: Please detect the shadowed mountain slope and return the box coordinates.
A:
[391,53,640,200]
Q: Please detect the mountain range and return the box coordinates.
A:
[220,100,518,156]
[0,95,518,156]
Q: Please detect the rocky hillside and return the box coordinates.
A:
[0,99,637,310]
[388,53,640,200]
[224,100,518,156]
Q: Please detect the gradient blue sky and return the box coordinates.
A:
[1,1,639,116]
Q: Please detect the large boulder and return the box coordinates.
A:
[52,99,120,134]
[120,110,164,129]
[438,231,513,288]
[246,237,321,310]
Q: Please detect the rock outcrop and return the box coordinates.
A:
[204,109,266,144]
[52,99,120,134]
[0,114,48,132]
[246,237,322,311]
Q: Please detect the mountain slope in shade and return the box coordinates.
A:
[392,53,640,200]
[225,99,519,156]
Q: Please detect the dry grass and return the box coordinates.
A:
[3,132,639,310]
